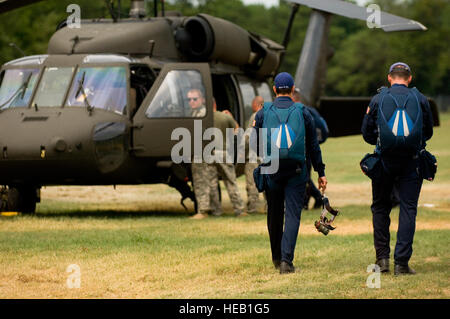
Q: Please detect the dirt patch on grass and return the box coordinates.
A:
[40,182,450,209]
[301,219,450,236]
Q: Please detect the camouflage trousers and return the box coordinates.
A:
[191,162,244,215]
[244,162,261,213]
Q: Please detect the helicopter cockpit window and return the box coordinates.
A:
[237,79,256,128]
[145,70,205,118]
[32,67,74,107]
[0,68,39,110]
[66,67,127,115]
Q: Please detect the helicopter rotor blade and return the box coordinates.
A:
[0,0,44,14]
[286,0,427,32]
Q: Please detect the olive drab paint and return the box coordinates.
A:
[0,0,437,213]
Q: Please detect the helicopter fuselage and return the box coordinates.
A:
[0,51,275,212]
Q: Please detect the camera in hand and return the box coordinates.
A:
[314,195,340,236]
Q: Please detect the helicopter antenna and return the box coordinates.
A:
[105,0,118,22]
[9,42,26,57]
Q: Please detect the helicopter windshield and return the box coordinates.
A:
[0,68,40,110]
[66,67,127,115]
[32,67,74,107]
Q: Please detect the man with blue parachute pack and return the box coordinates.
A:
[252,72,327,274]
[362,62,434,276]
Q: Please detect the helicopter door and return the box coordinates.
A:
[132,63,213,158]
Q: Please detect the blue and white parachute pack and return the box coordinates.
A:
[262,102,306,162]
[377,87,423,154]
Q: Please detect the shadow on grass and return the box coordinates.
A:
[33,209,194,219]
[32,209,262,220]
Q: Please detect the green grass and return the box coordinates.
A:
[0,113,449,299]
[0,206,448,298]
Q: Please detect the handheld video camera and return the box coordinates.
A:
[314,194,340,236]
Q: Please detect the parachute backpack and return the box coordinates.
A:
[377,87,423,153]
[262,102,306,163]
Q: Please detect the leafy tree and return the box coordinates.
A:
[0,0,447,97]
[326,0,450,96]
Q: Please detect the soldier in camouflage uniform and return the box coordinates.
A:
[189,89,217,219]
[191,99,245,219]
[245,96,264,213]
[191,162,221,218]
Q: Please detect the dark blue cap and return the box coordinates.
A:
[389,62,411,73]
[274,72,294,89]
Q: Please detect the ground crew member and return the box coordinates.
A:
[245,96,264,213]
[191,99,245,219]
[362,62,434,275]
[190,89,220,219]
[253,72,327,274]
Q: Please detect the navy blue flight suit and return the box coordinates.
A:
[253,96,326,266]
[304,106,329,209]
[362,84,433,266]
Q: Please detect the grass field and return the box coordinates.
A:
[0,114,449,299]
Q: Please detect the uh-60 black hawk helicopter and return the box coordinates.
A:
[0,0,439,214]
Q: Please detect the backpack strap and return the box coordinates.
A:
[284,102,303,124]
[263,102,273,111]
[266,101,302,125]
[378,87,390,111]
[378,87,391,124]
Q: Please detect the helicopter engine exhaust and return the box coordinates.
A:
[176,14,251,66]
[175,14,282,78]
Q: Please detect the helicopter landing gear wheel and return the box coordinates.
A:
[6,186,38,214]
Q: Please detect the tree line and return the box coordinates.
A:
[0,0,448,97]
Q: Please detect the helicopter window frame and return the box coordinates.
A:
[236,75,257,128]
[129,64,157,118]
[31,66,75,108]
[4,55,48,67]
[236,76,275,128]
[144,69,207,119]
[0,67,41,110]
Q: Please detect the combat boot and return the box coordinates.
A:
[375,258,390,273]
[272,260,281,269]
[236,212,249,217]
[394,264,416,276]
[190,213,208,220]
[280,261,295,274]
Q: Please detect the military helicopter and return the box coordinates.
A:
[0,0,439,214]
